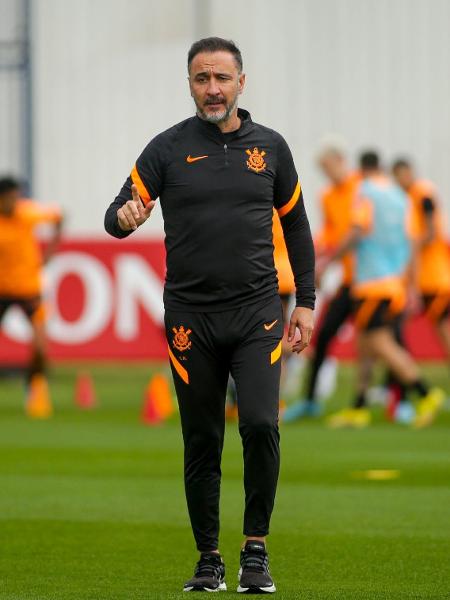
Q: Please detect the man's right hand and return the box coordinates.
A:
[117,184,155,231]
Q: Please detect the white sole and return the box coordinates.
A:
[184,581,227,592]
[237,583,276,593]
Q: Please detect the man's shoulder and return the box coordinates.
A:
[250,119,286,146]
[146,117,195,148]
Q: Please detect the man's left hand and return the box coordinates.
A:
[287,306,314,353]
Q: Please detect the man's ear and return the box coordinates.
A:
[187,76,194,97]
[238,73,246,94]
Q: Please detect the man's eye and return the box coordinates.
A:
[197,77,207,83]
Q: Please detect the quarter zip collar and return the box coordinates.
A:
[194,108,253,141]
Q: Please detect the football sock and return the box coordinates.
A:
[353,391,367,409]
[409,380,428,397]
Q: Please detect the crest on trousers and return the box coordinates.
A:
[246,147,266,173]
[172,326,192,352]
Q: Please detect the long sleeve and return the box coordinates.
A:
[273,134,315,309]
[104,134,167,238]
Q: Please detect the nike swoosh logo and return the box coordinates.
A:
[264,320,278,331]
[186,154,208,163]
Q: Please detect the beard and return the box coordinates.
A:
[195,91,239,124]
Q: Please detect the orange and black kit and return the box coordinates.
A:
[105,109,315,312]
[105,108,315,551]
[165,296,283,550]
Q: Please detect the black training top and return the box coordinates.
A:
[105,108,315,312]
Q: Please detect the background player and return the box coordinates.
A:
[0,176,63,418]
[283,139,359,421]
[392,159,450,362]
[324,152,444,429]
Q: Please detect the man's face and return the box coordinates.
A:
[189,51,245,123]
[393,166,414,190]
[0,188,20,216]
[318,153,347,184]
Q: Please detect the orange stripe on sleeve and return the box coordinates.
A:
[131,164,151,205]
[277,181,301,218]
[168,345,189,384]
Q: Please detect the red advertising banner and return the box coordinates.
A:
[0,238,446,362]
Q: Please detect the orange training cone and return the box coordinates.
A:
[26,374,53,419]
[141,373,174,425]
[75,371,96,409]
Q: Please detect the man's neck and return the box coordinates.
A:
[197,108,241,134]
[216,110,241,133]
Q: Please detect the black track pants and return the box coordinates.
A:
[165,296,283,552]
[306,285,352,400]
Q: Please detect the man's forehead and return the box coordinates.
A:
[190,51,238,73]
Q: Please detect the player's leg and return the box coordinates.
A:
[29,302,48,382]
[284,285,351,422]
[384,312,409,421]
[425,294,450,361]
[327,329,373,429]
[18,298,52,418]
[164,309,228,591]
[306,285,351,398]
[365,326,444,427]
[436,317,450,361]
[230,297,283,593]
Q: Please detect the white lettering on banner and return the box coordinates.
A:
[46,252,113,344]
[115,254,164,340]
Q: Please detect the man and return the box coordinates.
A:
[283,140,359,421]
[392,159,450,361]
[0,176,63,417]
[104,38,315,593]
[325,152,444,429]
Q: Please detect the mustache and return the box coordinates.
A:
[204,96,226,105]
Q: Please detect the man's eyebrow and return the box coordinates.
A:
[193,70,233,78]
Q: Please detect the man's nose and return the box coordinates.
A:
[206,77,220,96]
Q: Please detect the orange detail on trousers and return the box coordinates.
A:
[167,345,189,384]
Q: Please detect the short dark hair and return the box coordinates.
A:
[392,157,411,172]
[0,176,20,196]
[188,37,243,72]
[359,151,380,171]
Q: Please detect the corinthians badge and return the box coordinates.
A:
[172,325,192,352]
[246,147,266,173]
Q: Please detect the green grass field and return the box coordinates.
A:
[0,363,449,599]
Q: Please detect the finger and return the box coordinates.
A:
[300,325,313,347]
[126,199,141,221]
[143,200,156,215]
[117,209,131,231]
[292,340,308,354]
[122,206,137,230]
[287,320,297,342]
[131,184,141,204]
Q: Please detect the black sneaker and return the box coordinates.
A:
[183,552,227,592]
[237,540,276,594]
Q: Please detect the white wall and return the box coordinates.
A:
[31,0,450,235]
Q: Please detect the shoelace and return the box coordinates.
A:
[241,550,268,573]
[195,555,222,578]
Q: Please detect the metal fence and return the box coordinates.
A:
[0,0,31,191]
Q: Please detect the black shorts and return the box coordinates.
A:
[353,298,400,332]
[422,293,450,323]
[0,296,43,323]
